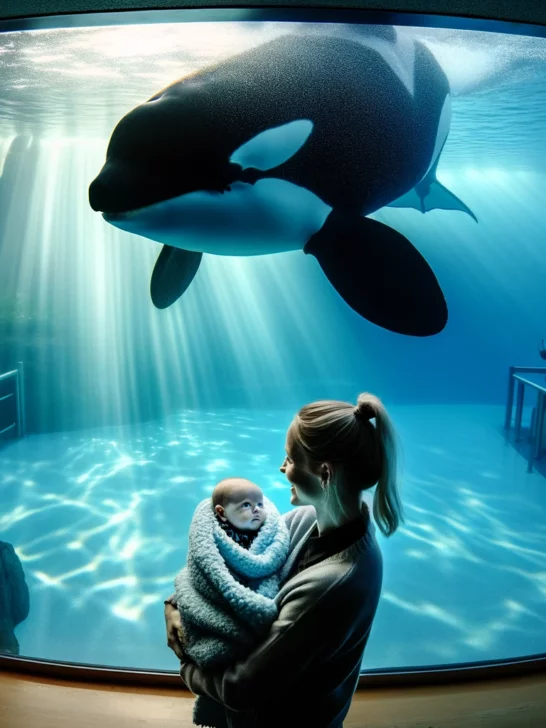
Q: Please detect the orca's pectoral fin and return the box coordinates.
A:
[387,168,478,223]
[304,211,447,336]
[150,245,202,309]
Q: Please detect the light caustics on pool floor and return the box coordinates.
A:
[1,404,546,671]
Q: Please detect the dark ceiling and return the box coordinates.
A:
[0,0,545,28]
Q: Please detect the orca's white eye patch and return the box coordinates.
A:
[230,119,314,171]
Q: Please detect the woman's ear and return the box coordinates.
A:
[321,463,332,487]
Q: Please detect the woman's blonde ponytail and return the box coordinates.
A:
[356,393,403,537]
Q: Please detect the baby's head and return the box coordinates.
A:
[212,477,267,532]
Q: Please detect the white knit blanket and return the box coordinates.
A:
[174,496,290,727]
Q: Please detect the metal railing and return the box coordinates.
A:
[504,366,546,472]
[0,361,26,440]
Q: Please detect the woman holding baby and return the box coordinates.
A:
[164,392,402,728]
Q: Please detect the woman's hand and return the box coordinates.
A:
[164,601,186,660]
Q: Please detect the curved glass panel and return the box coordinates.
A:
[0,15,546,673]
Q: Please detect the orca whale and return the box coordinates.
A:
[89,26,477,336]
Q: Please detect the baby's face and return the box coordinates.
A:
[218,485,266,532]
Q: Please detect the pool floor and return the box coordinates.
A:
[1,404,545,671]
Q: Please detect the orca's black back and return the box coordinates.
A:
[156,32,451,215]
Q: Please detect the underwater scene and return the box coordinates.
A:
[1,18,546,672]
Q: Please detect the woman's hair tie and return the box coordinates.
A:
[354,399,376,422]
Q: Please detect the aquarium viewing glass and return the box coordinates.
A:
[0,10,546,673]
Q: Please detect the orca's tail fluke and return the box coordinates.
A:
[387,159,478,222]
[304,210,448,337]
[150,245,202,309]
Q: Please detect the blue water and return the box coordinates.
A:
[1,20,546,672]
[1,404,545,670]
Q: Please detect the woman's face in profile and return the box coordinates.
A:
[281,424,319,505]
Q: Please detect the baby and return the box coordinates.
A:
[172,477,291,728]
[210,477,268,558]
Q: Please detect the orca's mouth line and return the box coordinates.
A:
[102,209,142,222]
[100,186,241,222]
[102,197,169,221]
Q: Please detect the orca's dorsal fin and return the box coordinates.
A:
[230,119,314,171]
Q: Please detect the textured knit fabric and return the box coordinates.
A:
[174,496,290,727]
